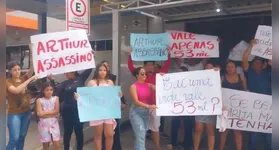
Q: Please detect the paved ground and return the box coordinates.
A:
[6,116,266,150]
[82,128,243,150]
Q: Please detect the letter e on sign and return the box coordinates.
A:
[71,0,86,17]
[66,0,90,35]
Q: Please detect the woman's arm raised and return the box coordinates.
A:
[241,75,248,91]
[7,75,37,94]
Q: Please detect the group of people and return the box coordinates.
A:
[6,46,125,150]
[5,39,271,150]
[126,39,271,150]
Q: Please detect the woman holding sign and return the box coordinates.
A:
[75,63,119,150]
[220,60,247,150]
[193,61,218,150]
[242,40,272,150]
[6,44,37,150]
[101,60,126,150]
[128,47,171,150]
[129,67,156,150]
[51,52,95,150]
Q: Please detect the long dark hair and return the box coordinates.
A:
[101,60,111,74]
[7,61,21,71]
[7,61,21,78]
[225,60,237,73]
[92,63,109,85]
[132,67,144,77]
[204,60,215,68]
[39,82,54,98]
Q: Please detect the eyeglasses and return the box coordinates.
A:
[140,72,147,76]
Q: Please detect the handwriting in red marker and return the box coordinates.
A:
[171,101,184,114]
[185,101,196,114]
[211,97,220,113]
[171,101,197,114]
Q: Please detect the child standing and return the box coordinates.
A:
[36,83,60,150]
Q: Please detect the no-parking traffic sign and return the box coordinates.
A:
[66,0,90,35]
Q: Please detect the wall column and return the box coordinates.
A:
[112,10,121,84]
[147,17,164,33]
[38,12,47,34]
[36,12,47,85]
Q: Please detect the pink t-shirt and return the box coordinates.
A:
[134,82,152,104]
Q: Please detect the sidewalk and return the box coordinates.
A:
[6,116,266,150]
[6,116,92,150]
[83,128,170,150]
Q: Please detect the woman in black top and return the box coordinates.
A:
[49,64,94,150]
[101,61,126,150]
[220,60,247,150]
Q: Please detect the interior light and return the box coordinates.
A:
[216,8,221,12]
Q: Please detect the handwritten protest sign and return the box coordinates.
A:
[228,41,255,61]
[251,25,272,60]
[156,69,222,116]
[216,88,272,133]
[167,30,219,58]
[30,30,95,78]
[77,86,121,122]
[130,33,169,61]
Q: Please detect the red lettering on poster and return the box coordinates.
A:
[37,38,90,55]
[169,31,217,58]
[36,52,93,74]
[170,32,195,40]
[171,98,221,115]
[262,47,272,57]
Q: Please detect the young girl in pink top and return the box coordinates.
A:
[36,82,60,150]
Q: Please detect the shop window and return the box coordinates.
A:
[6,45,30,70]
[96,40,106,51]
[105,40,112,51]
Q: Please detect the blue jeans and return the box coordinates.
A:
[6,111,31,150]
[129,105,150,150]
[248,132,271,150]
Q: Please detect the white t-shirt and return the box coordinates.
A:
[181,62,204,71]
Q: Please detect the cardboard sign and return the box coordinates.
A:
[217,88,272,133]
[251,25,272,60]
[130,33,169,61]
[30,30,95,78]
[156,69,222,116]
[167,30,219,58]
[77,86,121,122]
[228,41,255,61]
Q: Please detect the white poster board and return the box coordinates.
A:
[31,30,95,78]
[251,25,272,60]
[167,30,219,58]
[217,88,272,133]
[228,41,255,61]
[156,69,222,116]
[66,0,90,35]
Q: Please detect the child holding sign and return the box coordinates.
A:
[36,82,60,150]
